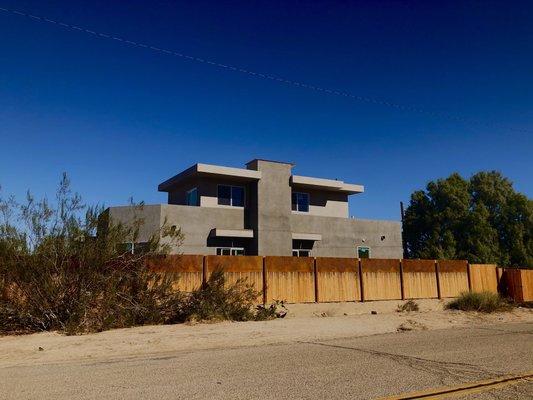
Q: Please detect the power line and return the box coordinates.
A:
[0,6,529,134]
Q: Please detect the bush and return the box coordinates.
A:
[177,270,285,323]
[397,300,419,312]
[0,174,185,334]
[0,176,285,335]
[445,291,512,313]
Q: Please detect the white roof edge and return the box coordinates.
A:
[291,175,363,194]
[292,232,322,241]
[197,163,262,179]
[341,183,364,193]
[213,228,254,238]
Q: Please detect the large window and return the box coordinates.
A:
[186,187,198,206]
[292,192,309,212]
[218,185,244,207]
[216,247,245,256]
[357,246,371,259]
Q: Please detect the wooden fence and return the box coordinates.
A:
[147,255,533,304]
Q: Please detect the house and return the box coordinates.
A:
[106,159,403,258]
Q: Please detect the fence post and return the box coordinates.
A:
[358,258,365,302]
[314,257,319,303]
[399,259,405,300]
[262,256,267,305]
[202,255,207,285]
[466,263,472,292]
[435,260,441,299]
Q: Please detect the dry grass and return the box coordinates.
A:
[445,291,512,313]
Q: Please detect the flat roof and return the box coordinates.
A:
[158,163,261,192]
[291,175,364,194]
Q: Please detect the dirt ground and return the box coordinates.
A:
[1,299,532,368]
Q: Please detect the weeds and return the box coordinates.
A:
[397,300,419,312]
[176,270,286,323]
[445,291,512,313]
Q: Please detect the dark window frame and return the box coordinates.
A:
[217,184,245,207]
[292,192,310,212]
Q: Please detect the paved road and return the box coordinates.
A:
[1,322,532,399]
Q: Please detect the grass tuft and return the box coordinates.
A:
[397,300,419,312]
[445,291,512,313]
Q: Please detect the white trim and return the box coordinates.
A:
[292,249,311,257]
[216,247,245,256]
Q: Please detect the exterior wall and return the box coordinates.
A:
[168,177,251,209]
[248,160,293,256]
[290,214,403,259]
[291,187,348,218]
[108,205,163,243]
[107,160,402,258]
[109,204,249,255]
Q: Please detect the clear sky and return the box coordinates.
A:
[1,1,531,221]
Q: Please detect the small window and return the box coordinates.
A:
[216,247,245,256]
[218,185,245,207]
[357,246,370,259]
[292,249,310,257]
[186,187,198,206]
[292,192,309,212]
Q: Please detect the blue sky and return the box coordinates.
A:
[1,1,531,220]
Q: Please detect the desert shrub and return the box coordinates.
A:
[397,300,419,312]
[445,291,512,313]
[179,269,261,322]
[0,174,183,334]
[172,270,287,323]
[255,300,287,320]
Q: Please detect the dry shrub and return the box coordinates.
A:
[445,291,512,313]
[178,270,285,323]
[397,300,419,312]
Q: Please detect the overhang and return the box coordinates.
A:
[159,163,261,192]
[292,232,322,241]
[212,229,255,238]
[291,175,364,194]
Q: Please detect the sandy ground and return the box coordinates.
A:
[1,299,532,368]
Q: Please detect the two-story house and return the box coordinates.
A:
[106,159,403,258]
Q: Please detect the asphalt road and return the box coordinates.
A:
[1,322,532,399]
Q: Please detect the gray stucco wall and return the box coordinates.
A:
[290,214,403,259]
[108,204,248,255]
[107,204,402,258]
[249,160,293,256]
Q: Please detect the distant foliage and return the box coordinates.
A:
[403,171,532,267]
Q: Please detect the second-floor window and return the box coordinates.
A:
[186,187,198,206]
[292,192,309,212]
[218,185,244,207]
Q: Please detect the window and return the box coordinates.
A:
[217,185,244,207]
[292,192,309,212]
[216,247,245,256]
[186,187,198,206]
[357,246,370,259]
[120,242,150,255]
[292,249,310,257]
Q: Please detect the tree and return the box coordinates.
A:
[403,171,532,267]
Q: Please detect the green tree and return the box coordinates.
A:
[403,171,532,267]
